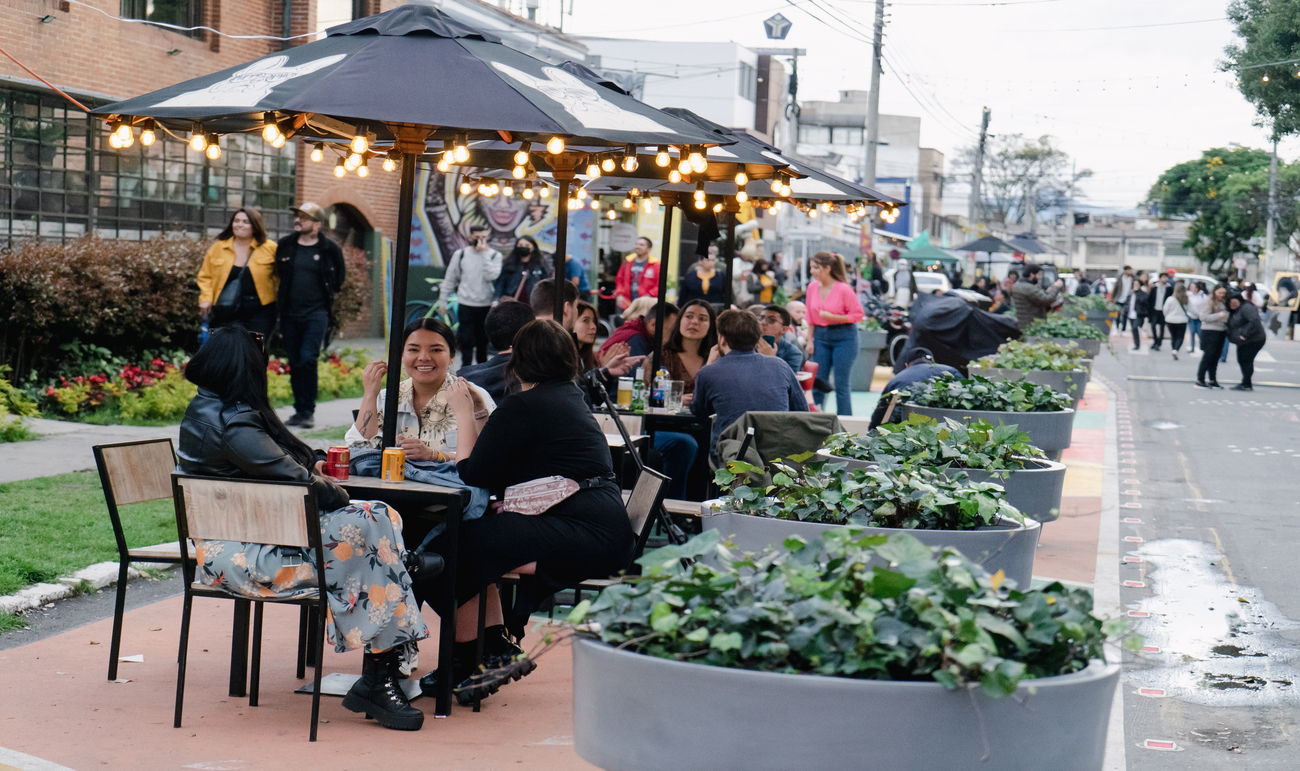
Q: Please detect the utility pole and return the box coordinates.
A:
[969,107,990,230]
[862,0,885,258]
[1266,134,1278,280]
[1065,160,1076,269]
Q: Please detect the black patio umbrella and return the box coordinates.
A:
[1007,232,1065,256]
[93,3,724,449]
[952,235,1022,254]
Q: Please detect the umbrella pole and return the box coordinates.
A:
[723,210,737,307]
[382,129,429,449]
[650,196,676,377]
[554,178,570,322]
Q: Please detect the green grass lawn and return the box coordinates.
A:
[302,424,350,442]
[0,471,176,598]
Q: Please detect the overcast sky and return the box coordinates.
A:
[559,0,1281,211]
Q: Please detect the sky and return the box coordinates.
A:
[550,0,1283,212]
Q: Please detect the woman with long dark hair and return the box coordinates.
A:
[660,299,718,399]
[177,326,439,731]
[573,300,601,373]
[196,207,279,337]
[805,251,865,413]
[494,235,553,303]
[1126,272,1150,351]
[1227,293,1267,391]
[1195,285,1230,389]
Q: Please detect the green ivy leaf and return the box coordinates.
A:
[710,631,744,652]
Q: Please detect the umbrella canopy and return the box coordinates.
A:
[903,244,959,263]
[952,235,1022,254]
[93,5,723,150]
[1006,233,1065,256]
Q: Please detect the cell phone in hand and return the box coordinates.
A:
[763,335,777,347]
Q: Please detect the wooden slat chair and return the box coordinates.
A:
[171,474,330,742]
[93,439,187,682]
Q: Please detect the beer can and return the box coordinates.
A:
[381,447,406,482]
[326,446,350,481]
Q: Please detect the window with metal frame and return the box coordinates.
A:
[120,0,205,38]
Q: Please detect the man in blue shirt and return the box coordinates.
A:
[564,252,591,301]
[868,347,961,429]
[693,310,808,463]
[759,304,805,373]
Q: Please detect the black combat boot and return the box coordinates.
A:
[342,649,425,730]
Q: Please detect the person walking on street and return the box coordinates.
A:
[1162,282,1189,360]
[1125,273,1150,351]
[1227,294,1267,391]
[1146,272,1172,351]
[196,207,280,339]
[495,236,552,304]
[1195,286,1230,389]
[806,252,865,414]
[892,259,917,309]
[277,202,346,429]
[1217,277,1235,365]
[1110,266,1135,333]
[1186,281,1207,353]
[441,224,503,367]
[613,237,660,312]
[1010,264,1063,333]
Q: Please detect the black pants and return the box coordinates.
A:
[281,310,329,416]
[217,301,278,339]
[1167,322,1187,352]
[1149,311,1165,348]
[1237,338,1266,386]
[1198,330,1225,384]
[456,304,491,366]
[1131,315,1146,349]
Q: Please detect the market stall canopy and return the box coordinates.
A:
[1006,233,1065,256]
[93,4,724,151]
[903,231,959,263]
[952,235,1022,254]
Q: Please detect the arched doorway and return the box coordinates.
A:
[324,203,381,338]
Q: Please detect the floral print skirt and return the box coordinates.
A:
[193,500,429,654]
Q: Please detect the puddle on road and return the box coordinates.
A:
[1123,539,1300,707]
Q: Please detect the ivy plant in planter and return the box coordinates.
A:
[821,415,1067,522]
[1024,314,1107,341]
[971,340,1090,405]
[570,529,1133,771]
[898,375,1075,459]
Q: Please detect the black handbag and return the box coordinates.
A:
[210,269,245,325]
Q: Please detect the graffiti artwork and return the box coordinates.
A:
[409,164,594,270]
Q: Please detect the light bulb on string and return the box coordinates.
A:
[694,198,706,210]
[590,197,600,210]
[477,182,490,195]
[642,197,654,213]
[774,201,783,211]
[770,177,783,193]
[539,186,550,198]
[460,180,473,195]
[808,208,818,218]
[606,209,617,219]
[357,162,369,178]
[205,138,221,160]
[120,131,134,149]
[190,133,208,152]
[622,196,634,209]
[350,131,369,155]
[261,115,281,143]
[601,156,615,173]
[140,121,156,147]
[271,133,286,149]
[503,183,514,196]
[437,157,451,172]
[109,133,123,149]
[512,165,526,179]
[113,121,132,143]
[712,203,723,213]
[622,146,639,172]
[694,183,706,202]
[576,187,588,200]
[383,156,397,172]
[678,158,692,174]
[688,150,707,173]
[586,162,601,178]
[734,171,747,186]
[736,190,748,203]
[522,186,535,200]
[780,183,792,197]
[547,136,565,154]
[1263,75,1270,82]
[334,158,347,178]
[453,135,470,163]
[655,146,670,166]
[513,141,531,165]
[346,152,362,169]
[310,144,324,162]
[821,202,831,212]
[669,169,682,184]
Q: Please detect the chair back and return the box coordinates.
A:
[624,468,670,559]
[595,412,643,437]
[172,474,318,551]
[94,439,177,557]
[714,411,846,485]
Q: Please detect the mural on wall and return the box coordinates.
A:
[409,164,594,271]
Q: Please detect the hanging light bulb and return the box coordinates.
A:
[113,121,132,143]
[808,208,818,218]
[734,171,748,186]
[334,158,347,178]
[139,121,156,147]
[271,133,286,149]
[589,198,599,210]
[607,209,617,220]
[522,186,535,200]
[453,135,470,163]
[109,133,123,149]
[688,150,707,173]
[310,144,324,162]
[669,169,682,184]
[622,145,639,172]
[643,196,654,213]
[576,187,588,200]
[514,141,531,166]
[586,161,601,178]
[736,190,748,204]
[655,146,670,167]
[694,182,706,202]
[357,162,369,178]
[678,158,692,174]
[622,196,634,209]
[460,180,473,195]
[205,137,221,160]
[512,164,526,179]
[770,177,783,193]
[781,183,792,197]
[120,130,134,148]
[190,133,208,152]
[350,129,369,154]
[437,157,451,173]
[503,183,515,196]
[629,188,641,197]
[774,200,783,211]
[346,152,362,169]
[382,156,396,172]
[478,182,491,195]
[821,202,831,212]
[601,156,616,173]
[261,114,281,143]
[547,136,565,154]
[1263,74,1270,82]
[539,186,550,198]
[694,198,706,210]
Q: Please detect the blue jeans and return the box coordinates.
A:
[280,310,330,416]
[653,431,698,501]
[1220,337,1231,363]
[1188,319,1202,351]
[812,324,858,415]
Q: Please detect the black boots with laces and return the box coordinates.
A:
[342,649,425,730]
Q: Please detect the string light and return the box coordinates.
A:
[437,156,451,172]
[522,186,535,200]
[734,171,747,186]
[503,183,514,196]
[622,145,639,172]
[576,187,588,200]
[586,161,601,179]
[642,196,654,213]
[655,146,670,167]
[357,161,369,178]
[1263,75,1270,82]
[589,199,599,210]
[546,136,565,154]
[770,177,783,193]
[271,133,286,149]
[678,158,692,174]
[512,164,527,179]
[693,198,706,210]
[712,202,723,213]
[350,128,369,154]
[821,202,831,212]
[345,153,361,170]
[601,156,616,173]
[607,209,617,219]
[694,182,706,202]
[669,169,682,184]
[688,149,707,173]
[108,133,123,149]
[539,186,550,198]
[334,157,347,178]
[808,208,818,219]
[383,156,397,172]
[262,114,281,143]
[139,121,156,147]
[453,135,470,163]
[736,190,748,203]
[310,144,324,162]
[513,141,531,166]
[460,179,473,195]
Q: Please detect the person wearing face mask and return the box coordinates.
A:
[613,237,660,311]
[441,224,503,367]
[494,235,553,304]
[677,251,727,306]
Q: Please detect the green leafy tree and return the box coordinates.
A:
[1223,0,1300,138]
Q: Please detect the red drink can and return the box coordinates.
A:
[326,446,350,480]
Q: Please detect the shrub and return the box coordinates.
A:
[575,529,1134,695]
[1025,314,1107,341]
[975,340,1088,372]
[331,246,373,337]
[117,368,198,421]
[823,414,1045,472]
[902,375,1071,413]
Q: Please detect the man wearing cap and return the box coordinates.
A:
[869,347,960,429]
[278,202,346,429]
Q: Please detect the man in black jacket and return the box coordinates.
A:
[277,202,346,429]
[1145,271,1172,351]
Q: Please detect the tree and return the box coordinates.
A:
[1223,0,1300,139]
[954,134,1077,227]
[1146,147,1300,271]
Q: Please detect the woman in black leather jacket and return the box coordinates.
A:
[177,327,439,732]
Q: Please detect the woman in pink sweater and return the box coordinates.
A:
[805,252,866,413]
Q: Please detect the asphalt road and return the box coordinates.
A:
[1098,331,1300,767]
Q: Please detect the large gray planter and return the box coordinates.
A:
[702,510,1040,588]
[1026,336,1102,358]
[968,366,1088,405]
[945,458,1066,523]
[901,403,1075,460]
[573,638,1119,771]
[850,329,889,391]
[1083,309,1112,337]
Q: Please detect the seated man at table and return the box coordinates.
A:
[458,300,534,401]
[759,304,805,373]
[693,309,807,463]
[869,346,960,429]
[529,278,579,331]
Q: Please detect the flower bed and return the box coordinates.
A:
[0,368,39,442]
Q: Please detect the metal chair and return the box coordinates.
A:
[93,439,186,682]
[171,473,330,742]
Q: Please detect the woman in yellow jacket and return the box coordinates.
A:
[197,207,280,337]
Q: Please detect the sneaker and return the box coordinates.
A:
[287,412,315,429]
[1210,382,1224,389]
[1172,351,1178,360]
[1194,381,1211,389]
[1230,383,1253,391]
[1132,345,1141,351]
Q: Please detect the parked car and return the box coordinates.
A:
[886,269,952,296]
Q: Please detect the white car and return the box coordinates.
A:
[885,269,951,296]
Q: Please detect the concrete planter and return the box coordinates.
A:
[968,366,1088,406]
[944,458,1066,523]
[901,403,1075,460]
[1026,336,1102,358]
[573,638,1119,771]
[702,510,1040,588]
[1083,309,1112,336]
[850,329,890,391]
